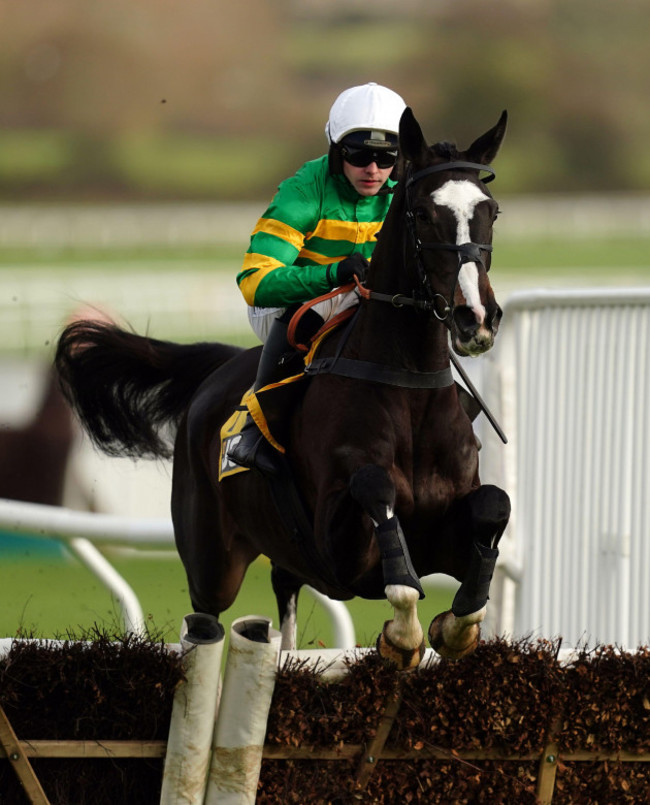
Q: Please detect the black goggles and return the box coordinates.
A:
[340,145,398,170]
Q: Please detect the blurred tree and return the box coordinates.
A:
[0,0,292,135]
[411,0,650,192]
[0,0,648,197]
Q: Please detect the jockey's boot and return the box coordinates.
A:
[228,316,292,475]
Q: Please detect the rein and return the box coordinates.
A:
[287,160,495,388]
[287,283,357,353]
[288,159,497,341]
[288,284,454,390]
[286,159,508,442]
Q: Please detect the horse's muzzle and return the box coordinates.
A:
[452,304,501,356]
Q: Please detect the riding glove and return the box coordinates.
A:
[329,253,369,287]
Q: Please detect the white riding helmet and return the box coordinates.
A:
[325,82,407,145]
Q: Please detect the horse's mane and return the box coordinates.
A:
[393,141,459,187]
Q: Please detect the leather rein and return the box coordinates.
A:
[359,160,496,322]
[292,160,507,419]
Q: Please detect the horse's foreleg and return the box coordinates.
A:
[428,607,485,659]
[377,585,425,669]
[350,465,425,670]
[429,484,510,660]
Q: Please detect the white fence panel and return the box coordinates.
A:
[480,288,650,649]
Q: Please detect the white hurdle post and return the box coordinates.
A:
[204,616,282,805]
[160,613,225,805]
[480,288,650,648]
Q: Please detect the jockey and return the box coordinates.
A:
[229,82,407,474]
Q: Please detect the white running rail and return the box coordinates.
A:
[0,498,356,646]
[480,288,650,648]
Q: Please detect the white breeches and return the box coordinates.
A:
[247,289,359,343]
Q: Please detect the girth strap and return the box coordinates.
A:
[305,356,454,390]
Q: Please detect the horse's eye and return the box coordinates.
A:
[415,207,431,224]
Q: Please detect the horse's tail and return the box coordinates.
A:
[55,319,244,460]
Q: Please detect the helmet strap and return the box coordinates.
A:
[328,143,344,175]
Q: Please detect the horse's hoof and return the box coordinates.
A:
[376,622,425,671]
[428,610,480,660]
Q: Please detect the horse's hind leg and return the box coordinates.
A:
[350,465,425,670]
[428,484,510,659]
[271,563,303,651]
[172,406,257,623]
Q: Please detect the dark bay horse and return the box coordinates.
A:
[56,108,511,669]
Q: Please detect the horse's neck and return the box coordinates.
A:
[352,305,449,372]
[351,240,450,373]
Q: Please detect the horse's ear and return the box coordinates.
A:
[465,110,508,166]
[399,107,428,163]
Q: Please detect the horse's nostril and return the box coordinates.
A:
[486,304,502,333]
[453,306,479,335]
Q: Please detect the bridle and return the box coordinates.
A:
[345,158,507,441]
[303,157,507,441]
[358,160,496,323]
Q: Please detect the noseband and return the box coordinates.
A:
[360,160,495,322]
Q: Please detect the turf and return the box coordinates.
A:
[1,234,649,274]
[0,537,454,647]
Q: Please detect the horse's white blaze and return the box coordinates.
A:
[431,180,489,323]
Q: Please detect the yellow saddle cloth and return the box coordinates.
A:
[218,374,302,481]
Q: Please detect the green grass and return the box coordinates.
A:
[0,130,295,200]
[1,234,649,276]
[0,244,246,268]
[0,538,453,647]
[0,130,74,183]
[494,236,649,272]
[112,134,294,198]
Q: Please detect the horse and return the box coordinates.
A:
[0,306,114,510]
[55,107,511,670]
[0,365,75,506]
